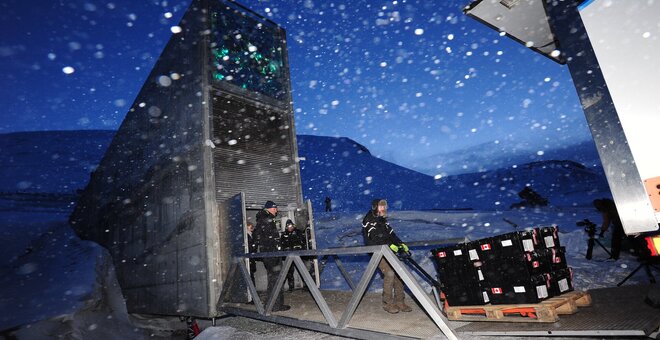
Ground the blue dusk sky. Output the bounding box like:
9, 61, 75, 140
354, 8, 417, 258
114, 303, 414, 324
0, 0, 592, 168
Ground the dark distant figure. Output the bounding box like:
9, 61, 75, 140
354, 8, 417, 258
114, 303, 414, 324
246, 222, 258, 286
280, 219, 305, 291
324, 196, 332, 212
593, 198, 624, 260
362, 199, 412, 314
254, 200, 290, 312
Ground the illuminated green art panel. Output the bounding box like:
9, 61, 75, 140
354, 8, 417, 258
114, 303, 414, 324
211, 5, 287, 101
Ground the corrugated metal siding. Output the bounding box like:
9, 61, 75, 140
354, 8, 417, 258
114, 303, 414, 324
212, 95, 299, 207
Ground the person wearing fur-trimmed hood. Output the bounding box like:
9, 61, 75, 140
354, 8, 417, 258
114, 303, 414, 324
362, 199, 412, 314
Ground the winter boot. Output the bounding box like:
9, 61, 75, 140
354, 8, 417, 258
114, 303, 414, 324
396, 301, 412, 312
383, 302, 399, 314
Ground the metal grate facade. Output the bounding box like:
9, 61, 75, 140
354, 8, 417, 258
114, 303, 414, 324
211, 94, 300, 207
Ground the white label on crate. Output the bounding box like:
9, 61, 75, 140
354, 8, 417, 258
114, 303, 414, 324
536, 285, 549, 299
514, 286, 526, 293
544, 235, 555, 248
522, 239, 535, 252
453, 249, 463, 256
483, 291, 490, 303
559, 278, 569, 292
501, 239, 513, 247
468, 249, 479, 260
477, 269, 484, 281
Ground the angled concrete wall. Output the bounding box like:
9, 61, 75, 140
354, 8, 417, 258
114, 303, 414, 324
71, 0, 214, 316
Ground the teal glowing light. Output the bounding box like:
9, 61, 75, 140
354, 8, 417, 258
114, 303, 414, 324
210, 6, 286, 100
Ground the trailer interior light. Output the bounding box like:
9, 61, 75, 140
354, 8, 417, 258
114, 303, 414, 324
646, 234, 660, 257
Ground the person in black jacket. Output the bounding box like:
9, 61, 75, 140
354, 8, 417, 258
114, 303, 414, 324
246, 222, 258, 286
254, 200, 290, 312
281, 219, 305, 291
593, 198, 624, 260
362, 199, 412, 314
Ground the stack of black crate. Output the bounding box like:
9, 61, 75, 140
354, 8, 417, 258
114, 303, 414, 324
431, 226, 573, 306
537, 226, 574, 297
431, 243, 489, 306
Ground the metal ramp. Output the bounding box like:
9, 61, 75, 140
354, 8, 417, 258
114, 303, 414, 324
218, 245, 458, 339
455, 284, 660, 338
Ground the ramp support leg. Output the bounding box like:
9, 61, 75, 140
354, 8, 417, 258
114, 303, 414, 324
382, 245, 459, 340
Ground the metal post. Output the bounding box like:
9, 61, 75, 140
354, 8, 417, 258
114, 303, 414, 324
337, 250, 383, 329
293, 256, 338, 328
265, 256, 292, 315
237, 258, 264, 314
382, 246, 459, 340
334, 255, 356, 291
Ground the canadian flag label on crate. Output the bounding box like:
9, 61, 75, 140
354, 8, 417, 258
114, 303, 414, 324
491, 287, 503, 294
552, 248, 561, 263
559, 278, 569, 292
501, 239, 513, 247
544, 235, 555, 248
480, 244, 491, 251
532, 260, 540, 268
536, 285, 549, 299
437, 251, 446, 258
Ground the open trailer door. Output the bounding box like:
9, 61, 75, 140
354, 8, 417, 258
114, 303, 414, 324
304, 199, 321, 287
217, 192, 250, 303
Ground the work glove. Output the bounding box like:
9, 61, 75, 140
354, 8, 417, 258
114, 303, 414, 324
397, 243, 411, 258
389, 244, 399, 252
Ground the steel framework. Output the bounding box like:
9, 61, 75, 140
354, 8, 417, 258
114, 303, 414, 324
217, 244, 459, 340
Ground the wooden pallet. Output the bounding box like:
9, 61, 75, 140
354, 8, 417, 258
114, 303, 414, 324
444, 290, 592, 323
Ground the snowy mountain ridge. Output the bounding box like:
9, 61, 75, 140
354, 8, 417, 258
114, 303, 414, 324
401, 138, 603, 176
0, 130, 116, 194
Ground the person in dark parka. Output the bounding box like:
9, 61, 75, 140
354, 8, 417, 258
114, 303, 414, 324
280, 219, 305, 291
362, 199, 412, 314
254, 200, 290, 312
246, 222, 258, 286
593, 198, 624, 260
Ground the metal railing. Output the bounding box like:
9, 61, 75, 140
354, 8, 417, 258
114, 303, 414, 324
217, 244, 459, 340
